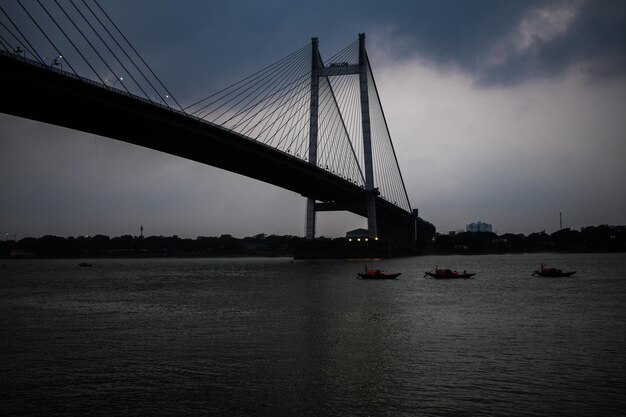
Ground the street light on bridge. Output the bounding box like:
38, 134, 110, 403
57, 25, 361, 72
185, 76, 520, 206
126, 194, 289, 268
52, 55, 63, 70
44, 55, 63, 70
106, 76, 123, 88
152, 94, 170, 105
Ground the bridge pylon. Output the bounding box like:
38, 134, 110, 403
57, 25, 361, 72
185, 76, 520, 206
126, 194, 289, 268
305, 33, 378, 240
306, 37, 321, 240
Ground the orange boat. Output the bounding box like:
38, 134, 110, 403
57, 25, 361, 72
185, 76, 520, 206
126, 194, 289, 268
357, 268, 401, 280
532, 267, 576, 277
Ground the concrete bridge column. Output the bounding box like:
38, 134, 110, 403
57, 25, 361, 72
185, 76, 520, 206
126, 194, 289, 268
306, 37, 320, 240
359, 33, 377, 238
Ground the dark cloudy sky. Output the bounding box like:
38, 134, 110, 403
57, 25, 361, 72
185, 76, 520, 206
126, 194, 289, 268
1, 0, 625, 238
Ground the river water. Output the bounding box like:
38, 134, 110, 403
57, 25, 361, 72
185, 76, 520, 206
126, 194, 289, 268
1, 253, 625, 416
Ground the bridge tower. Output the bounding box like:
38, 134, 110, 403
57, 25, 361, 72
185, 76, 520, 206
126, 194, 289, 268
306, 37, 321, 240
306, 33, 378, 240
358, 33, 378, 239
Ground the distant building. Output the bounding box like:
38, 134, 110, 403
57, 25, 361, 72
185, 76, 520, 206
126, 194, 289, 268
346, 228, 369, 240
466, 221, 493, 233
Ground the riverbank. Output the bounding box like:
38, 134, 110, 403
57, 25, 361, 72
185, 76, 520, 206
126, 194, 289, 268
1, 225, 624, 259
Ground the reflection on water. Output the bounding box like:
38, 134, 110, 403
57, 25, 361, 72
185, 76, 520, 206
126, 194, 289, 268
1, 253, 625, 416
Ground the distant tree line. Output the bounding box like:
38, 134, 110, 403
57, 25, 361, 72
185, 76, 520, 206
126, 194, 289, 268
0, 233, 302, 259
1, 225, 624, 259
430, 225, 626, 253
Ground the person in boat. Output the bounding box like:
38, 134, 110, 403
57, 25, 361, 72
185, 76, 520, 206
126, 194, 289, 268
364, 265, 382, 277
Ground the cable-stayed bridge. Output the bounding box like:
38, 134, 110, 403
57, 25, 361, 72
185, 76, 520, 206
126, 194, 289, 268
0, 1, 434, 252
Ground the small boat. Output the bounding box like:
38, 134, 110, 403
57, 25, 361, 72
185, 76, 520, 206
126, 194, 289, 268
532, 267, 576, 277
78, 262, 93, 267
424, 268, 475, 279
357, 268, 401, 280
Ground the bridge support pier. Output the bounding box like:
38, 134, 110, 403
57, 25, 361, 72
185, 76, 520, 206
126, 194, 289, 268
305, 198, 316, 240
359, 33, 378, 239
306, 37, 321, 240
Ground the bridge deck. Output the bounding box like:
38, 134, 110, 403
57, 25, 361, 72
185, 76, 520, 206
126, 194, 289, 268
0, 53, 415, 226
